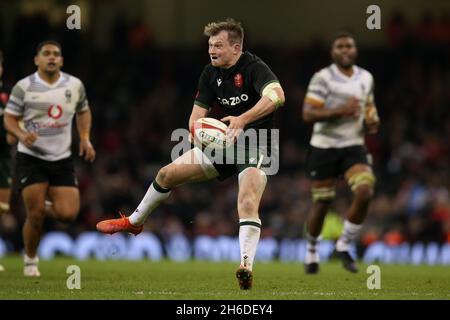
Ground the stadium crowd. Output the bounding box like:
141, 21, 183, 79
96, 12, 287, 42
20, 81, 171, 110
0, 11, 449, 254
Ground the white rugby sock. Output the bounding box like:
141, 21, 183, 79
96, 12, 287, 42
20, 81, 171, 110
24, 254, 39, 266
305, 233, 320, 264
129, 181, 171, 226
24, 254, 40, 277
239, 218, 261, 271
336, 220, 362, 252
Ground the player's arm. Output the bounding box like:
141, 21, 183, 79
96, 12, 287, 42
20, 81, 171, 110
3, 83, 37, 147
188, 105, 209, 143
3, 113, 36, 148
75, 83, 95, 162
364, 79, 380, 134
227, 83, 285, 126
222, 61, 285, 132
364, 104, 379, 134
190, 67, 215, 141
76, 108, 95, 162
189, 105, 209, 132
302, 97, 360, 123
222, 83, 284, 140
302, 72, 359, 123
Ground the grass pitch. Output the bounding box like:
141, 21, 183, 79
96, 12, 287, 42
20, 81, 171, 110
0, 256, 449, 299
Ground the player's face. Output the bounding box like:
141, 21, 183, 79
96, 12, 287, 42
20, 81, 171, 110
331, 37, 357, 69
0, 62, 3, 79
34, 44, 63, 74
208, 31, 241, 68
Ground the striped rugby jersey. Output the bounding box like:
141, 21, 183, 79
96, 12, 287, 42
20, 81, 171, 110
304, 64, 376, 149
5, 72, 89, 161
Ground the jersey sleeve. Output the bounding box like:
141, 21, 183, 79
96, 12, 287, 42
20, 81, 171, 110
5, 83, 26, 116
304, 72, 329, 108
193, 67, 215, 110
76, 82, 89, 112
251, 61, 279, 95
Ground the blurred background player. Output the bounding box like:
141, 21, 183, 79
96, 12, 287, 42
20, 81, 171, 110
3, 40, 96, 277
0, 49, 12, 272
302, 32, 380, 274
0, 50, 16, 214
0, 49, 19, 271
97, 18, 285, 289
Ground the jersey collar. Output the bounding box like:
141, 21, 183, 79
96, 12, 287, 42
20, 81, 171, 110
34, 71, 64, 88
331, 63, 358, 80
218, 51, 248, 78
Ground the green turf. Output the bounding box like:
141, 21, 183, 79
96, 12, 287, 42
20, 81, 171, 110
0, 256, 449, 299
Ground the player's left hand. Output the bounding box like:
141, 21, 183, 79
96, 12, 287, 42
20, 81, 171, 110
365, 120, 379, 134
221, 115, 246, 143
79, 139, 96, 162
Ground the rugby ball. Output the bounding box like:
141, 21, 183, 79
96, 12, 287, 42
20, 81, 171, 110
191, 117, 230, 149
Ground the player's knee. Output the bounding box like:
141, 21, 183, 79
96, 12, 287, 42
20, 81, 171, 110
348, 171, 375, 201
238, 196, 258, 217
27, 213, 45, 225
156, 166, 176, 188
26, 203, 46, 221
243, 167, 262, 177
51, 199, 79, 222
239, 167, 266, 183
54, 207, 79, 223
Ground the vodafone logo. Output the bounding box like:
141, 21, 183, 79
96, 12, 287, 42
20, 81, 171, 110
234, 73, 243, 88
48, 104, 63, 119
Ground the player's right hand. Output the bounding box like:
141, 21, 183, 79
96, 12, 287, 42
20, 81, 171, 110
19, 132, 38, 148
338, 97, 360, 118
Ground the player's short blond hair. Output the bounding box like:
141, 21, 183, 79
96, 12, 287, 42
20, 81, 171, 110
204, 18, 244, 46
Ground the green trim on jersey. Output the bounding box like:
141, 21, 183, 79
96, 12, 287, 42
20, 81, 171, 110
194, 101, 211, 110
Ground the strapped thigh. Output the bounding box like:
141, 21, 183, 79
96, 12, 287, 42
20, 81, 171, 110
311, 186, 336, 203
347, 171, 376, 192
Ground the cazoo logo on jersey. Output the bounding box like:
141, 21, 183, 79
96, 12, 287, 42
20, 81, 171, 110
218, 94, 248, 106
